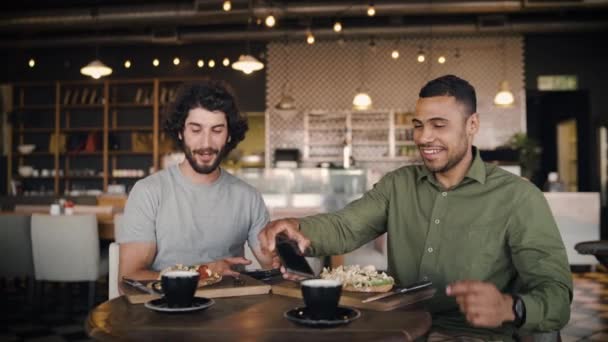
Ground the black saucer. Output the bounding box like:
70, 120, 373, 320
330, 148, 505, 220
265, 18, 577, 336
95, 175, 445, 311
144, 297, 214, 313
284, 306, 361, 327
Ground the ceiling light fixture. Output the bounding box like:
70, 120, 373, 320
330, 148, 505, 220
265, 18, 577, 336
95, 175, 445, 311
222, 0, 231, 12
391, 38, 400, 59
124, 60, 131, 68
173, 57, 180, 65
80, 59, 112, 79
333, 20, 342, 33
265, 14, 276, 27
152, 58, 160, 67
306, 29, 315, 44
222, 57, 230, 66
367, 2, 376, 16
275, 38, 297, 115
353, 42, 372, 111
417, 47, 426, 63
232, 55, 263, 74
28, 58, 35, 68
494, 37, 515, 107
208, 59, 216, 68
197, 59, 204, 68
233, 7, 265, 75
438, 55, 446, 64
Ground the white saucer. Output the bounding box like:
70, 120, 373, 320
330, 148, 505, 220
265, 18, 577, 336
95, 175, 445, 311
144, 297, 215, 313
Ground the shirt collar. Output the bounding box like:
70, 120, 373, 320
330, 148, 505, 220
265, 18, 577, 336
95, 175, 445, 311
416, 146, 486, 185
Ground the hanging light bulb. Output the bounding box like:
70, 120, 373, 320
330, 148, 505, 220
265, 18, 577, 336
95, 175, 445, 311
152, 58, 160, 67
306, 30, 315, 44
80, 59, 113, 79
391, 50, 399, 59
173, 57, 180, 66
367, 3, 376, 16
353, 89, 372, 110
494, 81, 515, 107
124, 60, 131, 68
208, 59, 216, 68
438, 55, 446, 64
197, 59, 204, 68
232, 54, 264, 74
265, 14, 276, 27
222, 0, 231, 11
333, 20, 342, 33
222, 57, 230, 67
417, 47, 426, 63
28, 58, 35, 68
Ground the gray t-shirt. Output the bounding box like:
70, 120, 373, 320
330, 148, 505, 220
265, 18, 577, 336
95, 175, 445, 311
117, 165, 269, 271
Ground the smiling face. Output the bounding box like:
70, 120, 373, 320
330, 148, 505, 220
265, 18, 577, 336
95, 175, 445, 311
413, 95, 479, 175
179, 107, 229, 175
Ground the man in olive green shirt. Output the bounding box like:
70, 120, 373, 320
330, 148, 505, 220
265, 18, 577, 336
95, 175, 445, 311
259, 75, 572, 340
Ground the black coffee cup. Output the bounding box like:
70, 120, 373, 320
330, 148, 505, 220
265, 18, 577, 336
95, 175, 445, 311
161, 270, 199, 308
301, 279, 342, 320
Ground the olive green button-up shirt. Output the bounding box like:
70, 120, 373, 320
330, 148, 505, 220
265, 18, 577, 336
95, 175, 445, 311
300, 148, 572, 340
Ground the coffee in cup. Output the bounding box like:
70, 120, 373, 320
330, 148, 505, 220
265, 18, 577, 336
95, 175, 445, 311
300, 279, 342, 320
161, 270, 199, 308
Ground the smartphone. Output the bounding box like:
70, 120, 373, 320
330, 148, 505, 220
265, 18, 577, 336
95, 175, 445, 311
275, 234, 315, 278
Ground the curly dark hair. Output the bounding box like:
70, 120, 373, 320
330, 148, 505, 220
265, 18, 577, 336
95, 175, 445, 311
163, 80, 248, 153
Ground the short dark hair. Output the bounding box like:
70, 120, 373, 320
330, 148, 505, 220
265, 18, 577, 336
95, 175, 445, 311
164, 80, 248, 153
419, 75, 477, 115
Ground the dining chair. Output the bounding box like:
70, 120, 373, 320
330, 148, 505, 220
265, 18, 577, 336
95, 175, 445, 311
108, 213, 123, 300
30, 213, 109, 309
0, 213, 36, 305
108, 242, 120, 300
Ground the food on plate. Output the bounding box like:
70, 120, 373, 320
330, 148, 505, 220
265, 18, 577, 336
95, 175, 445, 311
159, 264, 222, 287
320, 265, 394, 293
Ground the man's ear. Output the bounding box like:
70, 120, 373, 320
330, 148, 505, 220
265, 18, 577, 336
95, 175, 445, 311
467, 113, 480, 136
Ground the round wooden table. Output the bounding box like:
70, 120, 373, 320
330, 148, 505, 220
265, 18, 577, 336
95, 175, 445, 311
87, 294, 432, 341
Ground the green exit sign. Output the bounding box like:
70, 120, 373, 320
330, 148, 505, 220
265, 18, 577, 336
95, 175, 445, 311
537, 75, 578, 91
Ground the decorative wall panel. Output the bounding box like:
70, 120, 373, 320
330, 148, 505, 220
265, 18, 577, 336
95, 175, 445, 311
266, 36, 524, 171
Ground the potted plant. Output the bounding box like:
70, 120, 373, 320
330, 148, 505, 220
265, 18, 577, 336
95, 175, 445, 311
506, 133, 542, 180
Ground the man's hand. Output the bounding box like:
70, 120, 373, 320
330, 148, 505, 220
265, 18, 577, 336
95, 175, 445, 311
258, 218, 312, 280
206, 257, 252, 277
446, 280, 515, 328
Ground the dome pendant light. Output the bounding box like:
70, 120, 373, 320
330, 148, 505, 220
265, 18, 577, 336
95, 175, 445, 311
494, 37, 515, 107
232, 54, 264, 74
494, 81, 515, 107
353, 41, 372, 111
80, 59, 112, 79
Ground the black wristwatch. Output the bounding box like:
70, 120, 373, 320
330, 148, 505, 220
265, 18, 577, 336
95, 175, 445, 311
512, 295, 526, 328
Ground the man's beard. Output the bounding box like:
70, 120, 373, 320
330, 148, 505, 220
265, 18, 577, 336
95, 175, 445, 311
420, 137, 469, 174
183, 145, 228, 175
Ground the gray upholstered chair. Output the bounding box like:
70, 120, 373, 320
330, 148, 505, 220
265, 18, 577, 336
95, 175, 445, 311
30, 214, 109, 308
0, 213, 36, 305
0, 214, 34, 279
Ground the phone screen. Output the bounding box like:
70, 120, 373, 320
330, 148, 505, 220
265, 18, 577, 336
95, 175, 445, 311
275, 235, 315, 277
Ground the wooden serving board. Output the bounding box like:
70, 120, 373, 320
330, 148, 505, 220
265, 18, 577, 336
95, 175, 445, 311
271, 281, 436, 311
121, 274, 271, 304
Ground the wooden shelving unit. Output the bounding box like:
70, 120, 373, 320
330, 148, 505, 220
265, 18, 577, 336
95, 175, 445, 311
7, 77, 187, 195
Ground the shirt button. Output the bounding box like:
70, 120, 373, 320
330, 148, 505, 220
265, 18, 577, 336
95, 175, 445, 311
442, 192, 447, 197
427, 247, 434, 253
434, 219, 440, 224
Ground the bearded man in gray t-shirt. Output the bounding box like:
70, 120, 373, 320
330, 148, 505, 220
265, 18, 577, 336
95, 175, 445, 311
117, 80, 273, 282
